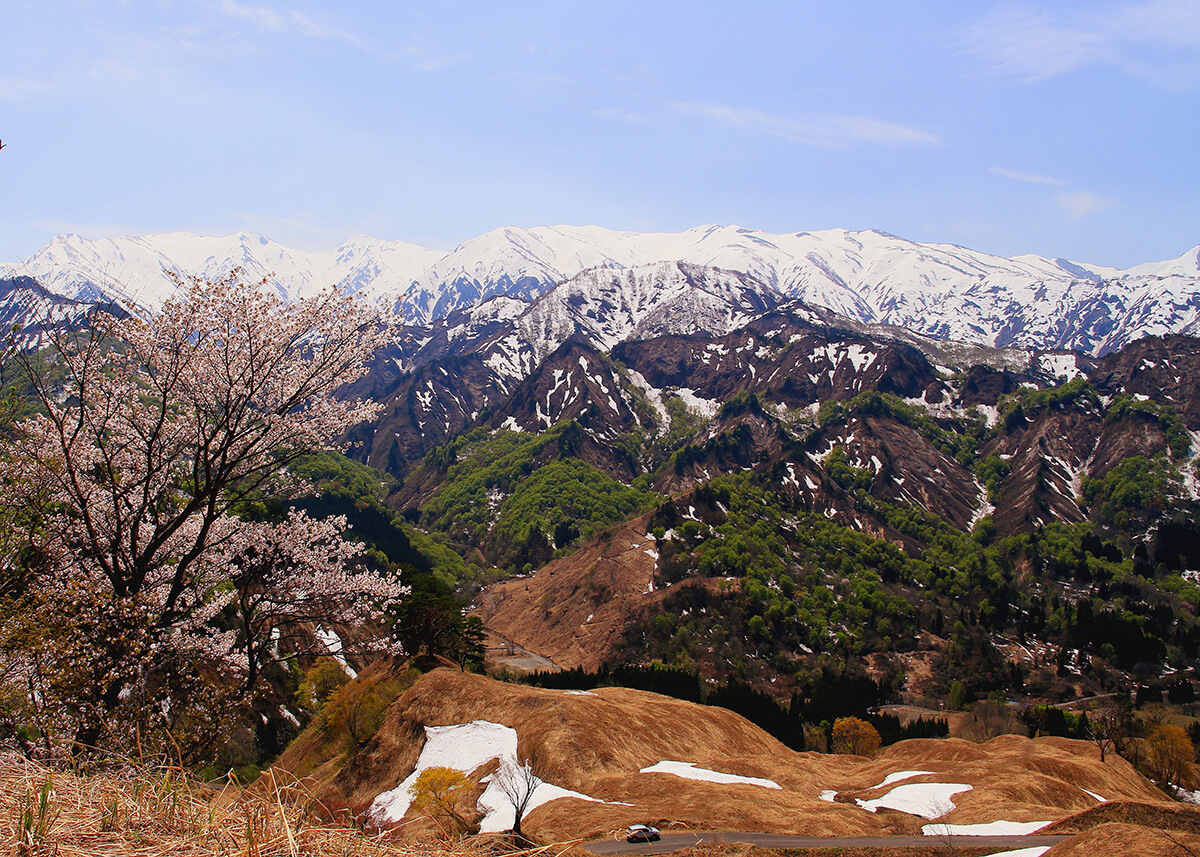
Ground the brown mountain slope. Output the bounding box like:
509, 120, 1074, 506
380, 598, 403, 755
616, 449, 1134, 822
478, 513, 661, 671
806, 412, 985, 531
983, 400, 1103, 533
1092, 334, 1200, 430
276, 668, 1169, 844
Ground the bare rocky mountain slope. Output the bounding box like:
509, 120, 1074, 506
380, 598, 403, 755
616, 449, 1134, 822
10, 239, 1200, 707
372, 295, 1200, 698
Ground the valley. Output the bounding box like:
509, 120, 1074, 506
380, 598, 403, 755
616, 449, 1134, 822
347, 287, 1200, 711
4, 229, 1200, 854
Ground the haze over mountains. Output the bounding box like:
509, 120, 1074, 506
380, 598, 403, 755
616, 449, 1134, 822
7, 224, 1200, 356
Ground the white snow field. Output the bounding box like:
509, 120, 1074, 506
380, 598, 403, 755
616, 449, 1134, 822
18, 225, 1200, 354
922, 820, 1052, 836
977, 848, 1050, 857
367, 720, 606, 832
866, 770, 934, 790
313, 627, 357, 679
818, 770, 934, 803
639, 761, 782, 789
855, 782, 973, 818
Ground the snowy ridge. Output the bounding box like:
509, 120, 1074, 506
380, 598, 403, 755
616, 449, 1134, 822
516, 261, 777, 364
0, 275, 99, 347
12, 231, 442, 314
7, 225, 1200, 355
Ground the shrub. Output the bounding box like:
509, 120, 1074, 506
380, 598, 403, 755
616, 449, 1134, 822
408, 766, 476, 837
831, 716, 882, 756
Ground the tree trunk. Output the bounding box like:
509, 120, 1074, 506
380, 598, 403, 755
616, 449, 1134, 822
73, 676, 126, 756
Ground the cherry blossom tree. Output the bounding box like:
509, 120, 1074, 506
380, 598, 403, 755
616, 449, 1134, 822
0, 269, 406, 754
224, 509, 406, 695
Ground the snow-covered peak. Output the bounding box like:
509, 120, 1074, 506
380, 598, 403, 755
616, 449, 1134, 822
1120, 244, 1200, 279
517, 261, 779, 362
10, 230, 445, 312
7, 226, 1200, 356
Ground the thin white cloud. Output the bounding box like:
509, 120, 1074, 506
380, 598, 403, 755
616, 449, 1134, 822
963, 7, 1105, 81
1113, 0, 1200, 47
824, 116, 942, 146
672, 103, 940, 148
1056, 191, 1115, 219
989, 166, 1068, 186
383, 45, 469, 73
964, 1, 1200, 89
217, 1, 365, 48
989, 167, 1113, 219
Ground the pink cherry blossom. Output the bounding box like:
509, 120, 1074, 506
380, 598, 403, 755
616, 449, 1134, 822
0, 269, 405, 752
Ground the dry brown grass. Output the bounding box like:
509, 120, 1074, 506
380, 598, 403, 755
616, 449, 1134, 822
477, 514, 663, 672
1042, 799, 1200, 835
740, 850, 996, 857
277, 668, 1174, 845
1044, 822, 1200, 856
0, 752, 589, 857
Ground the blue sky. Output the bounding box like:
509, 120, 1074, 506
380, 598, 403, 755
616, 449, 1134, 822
2, 1, 1198, 268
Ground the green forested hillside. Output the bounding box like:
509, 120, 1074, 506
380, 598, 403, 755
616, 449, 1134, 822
411, 422, 658, 573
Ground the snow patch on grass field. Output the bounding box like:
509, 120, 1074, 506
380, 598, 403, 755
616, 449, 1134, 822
867, 770, 934, 790
855, 782, 972, 818
367, 720, 608, 832
640, 761, 781, 789
921, 819, 1051, 836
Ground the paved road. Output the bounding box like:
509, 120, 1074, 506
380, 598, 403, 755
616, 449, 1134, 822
585, 831, 1071, 854
474, 588, 563, 673
480, 625, 561, 673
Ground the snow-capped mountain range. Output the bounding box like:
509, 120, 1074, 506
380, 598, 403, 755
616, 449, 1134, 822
6, 225, 1200, 356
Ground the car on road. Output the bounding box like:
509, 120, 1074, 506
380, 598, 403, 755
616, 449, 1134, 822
626, 825, 661, 843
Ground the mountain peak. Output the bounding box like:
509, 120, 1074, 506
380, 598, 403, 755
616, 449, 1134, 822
7, 226, 1200, 356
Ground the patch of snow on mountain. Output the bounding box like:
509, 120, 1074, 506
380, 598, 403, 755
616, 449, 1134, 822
625, 370, 669, 431
314, 627, 356, 679
674, 388, 720, 420
866, 771, 934, 789
855, 782, 972, 818
1037, 352, 1085, 381
921, 820, 1051, 836
366, 721, 609, 831
640, 761, 781, 789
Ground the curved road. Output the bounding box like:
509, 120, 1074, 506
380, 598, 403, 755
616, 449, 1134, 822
585, 831, 1070, 854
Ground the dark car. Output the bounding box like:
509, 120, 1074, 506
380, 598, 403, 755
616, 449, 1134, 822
626, 825, 661, 843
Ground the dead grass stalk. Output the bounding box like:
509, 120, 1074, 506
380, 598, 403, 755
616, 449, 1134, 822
0, 753, 583, 857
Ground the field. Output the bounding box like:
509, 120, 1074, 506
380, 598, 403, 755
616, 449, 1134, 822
278, 668, 1184, 845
